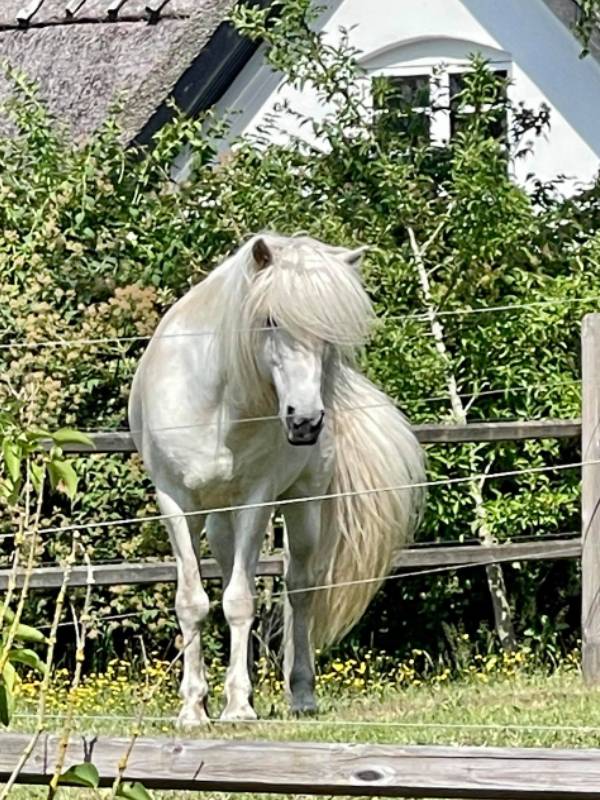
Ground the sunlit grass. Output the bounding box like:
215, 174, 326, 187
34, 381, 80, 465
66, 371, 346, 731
5, 645, 600, 798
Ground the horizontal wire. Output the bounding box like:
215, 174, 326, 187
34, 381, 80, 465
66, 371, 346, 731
0, 329, 267, 351
0, 458, 590, 543
409, 529, 579, 549
0, 294, 597, 351
0, 324, 433, 351
404, 294, 600, 320
36, 545, 576, 630
11, 712, 599, 734
271, 544, 579, 600
83, 378, 581, 438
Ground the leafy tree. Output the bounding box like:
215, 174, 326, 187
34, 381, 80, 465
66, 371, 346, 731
576, 0, 600, 54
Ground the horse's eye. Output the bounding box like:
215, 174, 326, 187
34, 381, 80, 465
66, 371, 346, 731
266, 315, 278, 329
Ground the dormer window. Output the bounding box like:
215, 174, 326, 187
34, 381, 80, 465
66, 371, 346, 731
373, 73, 432, 143
373, 66, 509, 146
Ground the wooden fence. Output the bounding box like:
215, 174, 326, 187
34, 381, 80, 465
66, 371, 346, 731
0, 537, 581, 590
3, 733, 600, 798
58, 418, 583, 453
3, 316, 600, 798
2, 321, 594, 677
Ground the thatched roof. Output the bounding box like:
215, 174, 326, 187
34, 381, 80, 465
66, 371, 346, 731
0, 0, 245, 142
0, 0, 594, 145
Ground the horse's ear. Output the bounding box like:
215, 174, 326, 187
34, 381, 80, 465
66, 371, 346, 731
344, 245, 369, 271
252, 238, 272, 270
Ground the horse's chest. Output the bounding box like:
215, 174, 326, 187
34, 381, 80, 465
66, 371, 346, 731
226, 424, 330, 496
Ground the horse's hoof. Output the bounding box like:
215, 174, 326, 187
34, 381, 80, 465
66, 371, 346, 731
220, 704, 258, 722
177, 704, 211, 729
291, 699, 318, 717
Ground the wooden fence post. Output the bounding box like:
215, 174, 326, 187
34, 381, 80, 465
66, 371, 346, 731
582, 313, 600, 685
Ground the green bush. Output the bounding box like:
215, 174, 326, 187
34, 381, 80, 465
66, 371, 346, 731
1, 1, 599, 666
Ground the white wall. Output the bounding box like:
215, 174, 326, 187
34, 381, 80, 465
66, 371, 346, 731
212, 0, 600, 194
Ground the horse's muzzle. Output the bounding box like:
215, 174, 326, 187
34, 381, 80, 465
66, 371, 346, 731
286, 408, 325, 446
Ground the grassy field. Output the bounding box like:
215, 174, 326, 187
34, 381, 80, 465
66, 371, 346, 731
5, 648, 600, 798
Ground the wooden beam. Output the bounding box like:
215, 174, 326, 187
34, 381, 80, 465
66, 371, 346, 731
396, 538, 580, 569
414, 419, 581, 444
0, 539, 580, 591
582, 314, 600, 685
16, 0, 43, 25
3, 733, 600, 797
55, 419, 581, 455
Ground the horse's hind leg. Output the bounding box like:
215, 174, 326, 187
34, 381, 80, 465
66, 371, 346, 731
207, 506, 270, 721
282, 501, 321, 715
157, 488, 210, 727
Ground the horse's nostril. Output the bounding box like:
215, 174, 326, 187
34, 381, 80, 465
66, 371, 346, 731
310, 411, 325, 431
286, 405, 295, 421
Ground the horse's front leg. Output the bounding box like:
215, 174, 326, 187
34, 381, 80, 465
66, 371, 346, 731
282, 501, 321, 715
157, 489, 210, 727
208, 506, 270, 720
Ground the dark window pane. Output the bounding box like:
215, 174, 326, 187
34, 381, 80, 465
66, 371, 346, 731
449, 71, 466, 99
450, 69, 507, 104
449, 69, 508, 142
385, 75, 431, 110
450, 107, 507, 140
372, 75, 431, 144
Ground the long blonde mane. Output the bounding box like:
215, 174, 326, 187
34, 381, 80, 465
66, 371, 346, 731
202, 233, 425, 650
210, 234, 374, 408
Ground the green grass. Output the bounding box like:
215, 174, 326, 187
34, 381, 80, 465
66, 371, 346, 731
5, 669, 600, 798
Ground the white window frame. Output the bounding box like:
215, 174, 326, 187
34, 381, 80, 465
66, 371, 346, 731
372, 59, 513, 146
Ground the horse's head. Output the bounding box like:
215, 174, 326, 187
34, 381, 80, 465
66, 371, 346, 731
261, 314, 327, 446
248, 236, 369, 446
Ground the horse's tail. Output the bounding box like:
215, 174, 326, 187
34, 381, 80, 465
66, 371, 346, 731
309, 365, 426, 649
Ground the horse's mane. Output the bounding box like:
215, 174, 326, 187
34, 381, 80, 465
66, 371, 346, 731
208, 234, 374, 409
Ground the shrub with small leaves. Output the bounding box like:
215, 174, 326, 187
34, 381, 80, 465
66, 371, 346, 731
0, 2, 598, 664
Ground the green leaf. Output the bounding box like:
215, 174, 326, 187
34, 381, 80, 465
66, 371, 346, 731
47, 459, 78, 500
1, 605, 45, 643
0, 672, 15, 726
0, 606, 15, 626
59, 763, 100, 788
30, 462, 45, 495
50, 429, 94, 448
3, 661, 17, 693
8, 647, 47, 674
2, 440, 21, 483
13, 622, 46, 645
26, 428, 52, 442
116, 781, 153, 800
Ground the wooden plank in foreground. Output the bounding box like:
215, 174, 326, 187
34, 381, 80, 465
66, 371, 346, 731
0, 539, 581, 590
3, 733, 600, 797
56, 419, 582, 454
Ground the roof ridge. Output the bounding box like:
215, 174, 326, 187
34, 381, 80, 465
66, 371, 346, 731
1, 16, 190, 33
13, 0, 177, 27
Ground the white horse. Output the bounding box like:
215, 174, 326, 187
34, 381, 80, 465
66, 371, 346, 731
128, 233, 425, 724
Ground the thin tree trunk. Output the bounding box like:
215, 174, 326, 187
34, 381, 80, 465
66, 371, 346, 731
408, 226, 516, 651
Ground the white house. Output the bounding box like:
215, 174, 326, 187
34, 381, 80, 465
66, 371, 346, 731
213, 0, 600, 195
4, 0, 600, 195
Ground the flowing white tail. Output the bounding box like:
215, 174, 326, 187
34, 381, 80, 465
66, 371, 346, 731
305, 366, 426, 649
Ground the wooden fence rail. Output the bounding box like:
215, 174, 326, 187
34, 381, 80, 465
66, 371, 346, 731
3, 733, 600, 798
1, 324, 598, 799
0, 537, 581, 591
14, 317, 598, 693
61, 419, 582, 454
